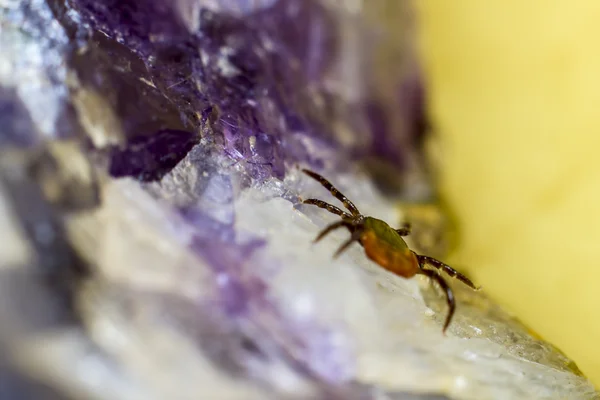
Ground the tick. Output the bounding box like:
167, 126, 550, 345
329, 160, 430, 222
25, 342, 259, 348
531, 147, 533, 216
301, 169, 479, 333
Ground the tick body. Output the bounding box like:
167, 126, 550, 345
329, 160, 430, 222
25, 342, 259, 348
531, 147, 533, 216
360, 217, 419, 278
301, 169, 479, 333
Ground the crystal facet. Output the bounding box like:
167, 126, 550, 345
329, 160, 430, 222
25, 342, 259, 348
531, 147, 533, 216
0, 1, 596, 399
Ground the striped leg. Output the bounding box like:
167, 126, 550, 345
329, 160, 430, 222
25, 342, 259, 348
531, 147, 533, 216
303, 199, 352, 219
302, 169, 360, 216
418, 268, 455, 333
416, 254, 480, 290
313, 220, 353, 243
333, 231, 361, 258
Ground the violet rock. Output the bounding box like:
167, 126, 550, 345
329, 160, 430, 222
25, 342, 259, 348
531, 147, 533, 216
0, 1, 597, 400
67, 0, 343, 180
108, 129, 199, 181
0, 86, 40, 148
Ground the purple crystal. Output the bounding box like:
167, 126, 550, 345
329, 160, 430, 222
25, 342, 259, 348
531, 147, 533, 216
64, 0, 190, 57
182, 207, 355, 385
192, 234, 268, 316
191, 1, 280, 17
398, 70, 429, 147
365, 100, 401, 167
364, 71, 429, 172
1, 1, 595, 399
67, 0, 340, 180
108, 129, 198, 181
0, 87, 40, 148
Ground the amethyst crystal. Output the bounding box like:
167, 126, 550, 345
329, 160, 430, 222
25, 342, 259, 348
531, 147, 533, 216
108, 129, 198, 181
185, 207, 355, 385
0, 1, 597, 400
66, 0, 347, 180
0, 86, 40, 148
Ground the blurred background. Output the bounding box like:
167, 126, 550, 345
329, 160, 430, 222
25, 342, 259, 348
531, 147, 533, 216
2, 0, 600, 398
416, 0, 600, 387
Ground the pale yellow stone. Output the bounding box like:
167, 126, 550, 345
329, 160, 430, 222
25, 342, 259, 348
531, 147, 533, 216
416, 0, 600, 387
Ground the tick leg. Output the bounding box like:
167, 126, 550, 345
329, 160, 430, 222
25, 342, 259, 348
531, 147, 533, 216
313, 220, 353, 243
419, 268, 455, 334
395, 222, 412, 236
333, 232, 360, 259
302, 169, 361, 216
417, 254, 480, 290
303, 199, 352, 219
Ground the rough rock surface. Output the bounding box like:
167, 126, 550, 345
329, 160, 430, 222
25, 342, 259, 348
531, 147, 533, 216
0, 1, 597, 399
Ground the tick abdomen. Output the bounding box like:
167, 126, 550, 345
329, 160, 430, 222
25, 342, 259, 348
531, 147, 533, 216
360, 217, 419, 278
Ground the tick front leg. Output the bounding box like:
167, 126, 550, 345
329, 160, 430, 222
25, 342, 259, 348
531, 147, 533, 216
303, 199, 353, 219
419, 268, 455, 333
416, 254, 480, 290
302, 169, 361, 216
333, 232, 360, 258
313, 220, 353, 243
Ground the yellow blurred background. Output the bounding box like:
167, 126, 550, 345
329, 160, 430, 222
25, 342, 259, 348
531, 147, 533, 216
416, 1, 600, 387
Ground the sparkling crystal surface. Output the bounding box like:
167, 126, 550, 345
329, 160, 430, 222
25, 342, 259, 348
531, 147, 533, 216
0, 1, 597, 400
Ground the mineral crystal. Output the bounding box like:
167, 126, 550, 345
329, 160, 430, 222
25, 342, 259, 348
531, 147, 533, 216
0, 1, 597, 399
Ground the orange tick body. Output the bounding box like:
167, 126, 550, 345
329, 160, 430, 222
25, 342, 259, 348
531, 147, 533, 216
300, 169, 479, 333
360, 218, 419, 278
